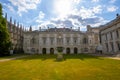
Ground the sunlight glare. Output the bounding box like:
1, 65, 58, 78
53, 0, 73, 18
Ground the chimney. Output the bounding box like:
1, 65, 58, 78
10, 17, 12, 23
29, 26, 32, 31
5, 13, 7, 20
87, 25, 91, 32
64, 26, 65, 31
71, 27, 72, 31
10, 17, 12, 32
48, 26, 49, 31
39, 27, 41, 31
17, 22, 19, 33
14, 20, 16, 33
78, 27, 80, 31
55, 27, 57, 32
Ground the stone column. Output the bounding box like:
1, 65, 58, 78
54, 48, 57, 54
27, 39, 30, 54
113, 31, 117, 52
39, 47, 42, 54
70, 34, 73, 45
63, 34, 66, 46
46, 48, 50, 54
47, 34, 50, 46
39, 34, 42, 54
63, 47, 66, 54
78, 35, 80, 46
54, 34, 57, 46
78, 48, 81, 54
71, 48, 74, 54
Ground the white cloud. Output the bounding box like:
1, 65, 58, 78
92, 5, 102, 14
72, 0, 81, 4
107, 5, 118, 12
79, 7, 94, 19
7, 5, 15, 12
109, 0, 116, 3
39, 21, 57, 29
36, 11, 45, 23
53, 0, 82, 18
89, 17, 108, 27
78, 5, 102, 19
36, 3, 105, 30
31, 25, 40, 30
92, 0, 99, 2
9, 0, 41, 16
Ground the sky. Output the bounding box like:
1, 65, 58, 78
0, 0, 120, 31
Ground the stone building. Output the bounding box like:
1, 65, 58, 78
5, 13, 24, 53
23, 25, 100, 54
100, 14, 120, 54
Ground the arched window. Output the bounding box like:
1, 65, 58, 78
83, 37, 88, 44
50, 37, 54, 45
66, 37, 70, 45
42, 37, 46, 45
31, 37, 35, 44
74, 37, 77, 44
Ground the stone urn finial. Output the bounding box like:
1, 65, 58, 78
56, 47, 64, 61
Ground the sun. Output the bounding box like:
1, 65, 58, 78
53, 0, 73, 18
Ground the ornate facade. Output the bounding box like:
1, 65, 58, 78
100, 14, 120, 54
6, 13, 24, 53
23, 25, 100, 54
5, 13, 120, 54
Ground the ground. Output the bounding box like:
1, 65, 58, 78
0, 54, 120, 80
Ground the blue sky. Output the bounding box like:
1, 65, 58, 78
0, 0, 120, 31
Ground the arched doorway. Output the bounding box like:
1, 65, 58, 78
50, 48, 54, 54
66, 47, 70, 54
74, 47, 78, 54
42, 48, 46, 54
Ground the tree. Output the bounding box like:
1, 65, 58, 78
0, 4, 11, 56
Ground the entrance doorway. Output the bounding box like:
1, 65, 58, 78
74, 47, 78, 54
50, 48, 54, 54
66, 47, 70, 54
42, 48, 46, 54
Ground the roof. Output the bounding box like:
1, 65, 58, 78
100, 15, 120, 31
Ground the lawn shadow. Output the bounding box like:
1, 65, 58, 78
16, 54, 102, 62
63, 54, 102, 61
17, 54, 56, 61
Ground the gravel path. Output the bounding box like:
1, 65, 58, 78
0, 56, 28, 62
87, 53, 120, 60
107, 57, 120, 60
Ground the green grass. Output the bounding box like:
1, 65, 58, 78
0, 54, 120, 80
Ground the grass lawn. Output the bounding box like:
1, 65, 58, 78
0, 54, 120, 80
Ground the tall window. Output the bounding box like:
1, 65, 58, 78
31, 37, 35, 44
83, 37, 88, 44
116, 30, 119, 38
117, 42, 120, 51
73, 37, 77, 44
50, 37, 54, 45
90, 40, 91, 44
43, 37, 46, 45
106, 43, 108, 52
66, 37, 70, 45
110, 42, 114, 52
110, 32, 113, 40
106, 34, 107, 40
57, 38, 63, 45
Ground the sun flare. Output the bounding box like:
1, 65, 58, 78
53, 0, 73, 18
